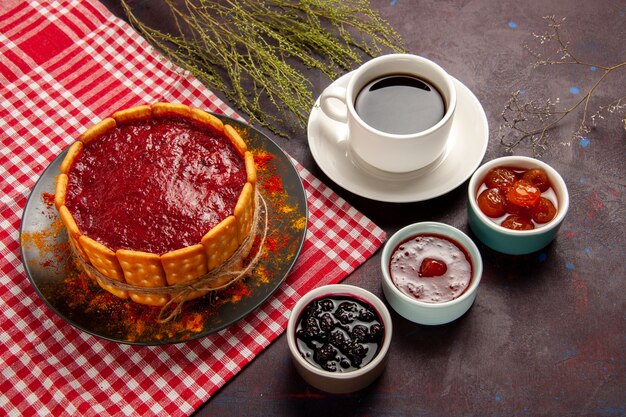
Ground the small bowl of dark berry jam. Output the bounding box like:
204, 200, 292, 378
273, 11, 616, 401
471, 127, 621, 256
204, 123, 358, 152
467, 156, 569, 255
287, 284, 392, 394
381, 222, 483, 325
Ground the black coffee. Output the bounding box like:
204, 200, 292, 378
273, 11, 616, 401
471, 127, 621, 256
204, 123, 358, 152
354, 74, 446, 135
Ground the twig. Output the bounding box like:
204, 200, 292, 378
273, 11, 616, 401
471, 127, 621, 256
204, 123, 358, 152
500, 16, 626, 156
121, 0, 405, 138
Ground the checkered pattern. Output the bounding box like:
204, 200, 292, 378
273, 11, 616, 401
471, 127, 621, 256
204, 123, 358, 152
0, 1, 386, 416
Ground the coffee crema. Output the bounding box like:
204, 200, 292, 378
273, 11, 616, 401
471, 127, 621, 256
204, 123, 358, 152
354, 74, 446, 135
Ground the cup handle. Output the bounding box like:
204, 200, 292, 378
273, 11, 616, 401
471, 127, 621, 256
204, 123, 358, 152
319, 85, 349, 143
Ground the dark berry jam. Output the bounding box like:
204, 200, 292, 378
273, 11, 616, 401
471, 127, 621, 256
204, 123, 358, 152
295, 295, 384, 373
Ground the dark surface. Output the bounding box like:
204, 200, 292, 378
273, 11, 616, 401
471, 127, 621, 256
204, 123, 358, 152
101, 1, 625, 416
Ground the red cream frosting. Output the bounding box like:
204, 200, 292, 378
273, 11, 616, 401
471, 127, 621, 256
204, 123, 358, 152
65, 117, 247, 254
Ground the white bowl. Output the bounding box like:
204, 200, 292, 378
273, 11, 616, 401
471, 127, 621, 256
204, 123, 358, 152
287, 284, 392, 393
381, 222, 483, 325
467, 156, 569, 255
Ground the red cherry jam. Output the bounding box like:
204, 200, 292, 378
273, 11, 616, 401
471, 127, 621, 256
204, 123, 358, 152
389, 234, 473, 303
295, 295, 384, 373
65, 117, 246, 254
477, 166, 558, 230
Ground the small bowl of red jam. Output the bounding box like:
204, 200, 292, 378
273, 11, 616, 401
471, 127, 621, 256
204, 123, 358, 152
467, 156, 569, 255
381, 222, 483, 325
287, 284, 392, 394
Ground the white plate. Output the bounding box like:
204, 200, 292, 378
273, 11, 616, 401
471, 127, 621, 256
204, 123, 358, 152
307, 72, 489, 203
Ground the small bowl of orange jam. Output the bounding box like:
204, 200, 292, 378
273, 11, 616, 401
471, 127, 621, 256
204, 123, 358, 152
467, 156, 569, 255
381, 222, 483, 325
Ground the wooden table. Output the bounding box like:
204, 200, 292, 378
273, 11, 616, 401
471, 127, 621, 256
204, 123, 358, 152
101, 1, 626, 415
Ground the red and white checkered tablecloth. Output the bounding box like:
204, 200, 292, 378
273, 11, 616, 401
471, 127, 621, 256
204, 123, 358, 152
0, 1, 386, 416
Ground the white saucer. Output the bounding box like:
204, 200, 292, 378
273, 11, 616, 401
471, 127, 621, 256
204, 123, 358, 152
307, 72, 489, 203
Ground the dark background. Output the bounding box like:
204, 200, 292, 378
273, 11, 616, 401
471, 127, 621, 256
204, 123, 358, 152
100, 1, 625, 416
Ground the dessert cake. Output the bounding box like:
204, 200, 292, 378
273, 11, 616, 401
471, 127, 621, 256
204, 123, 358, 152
54, 103, 257, 306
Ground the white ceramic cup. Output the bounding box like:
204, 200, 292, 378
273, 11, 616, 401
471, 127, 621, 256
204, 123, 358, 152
320, 54, 457, 173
